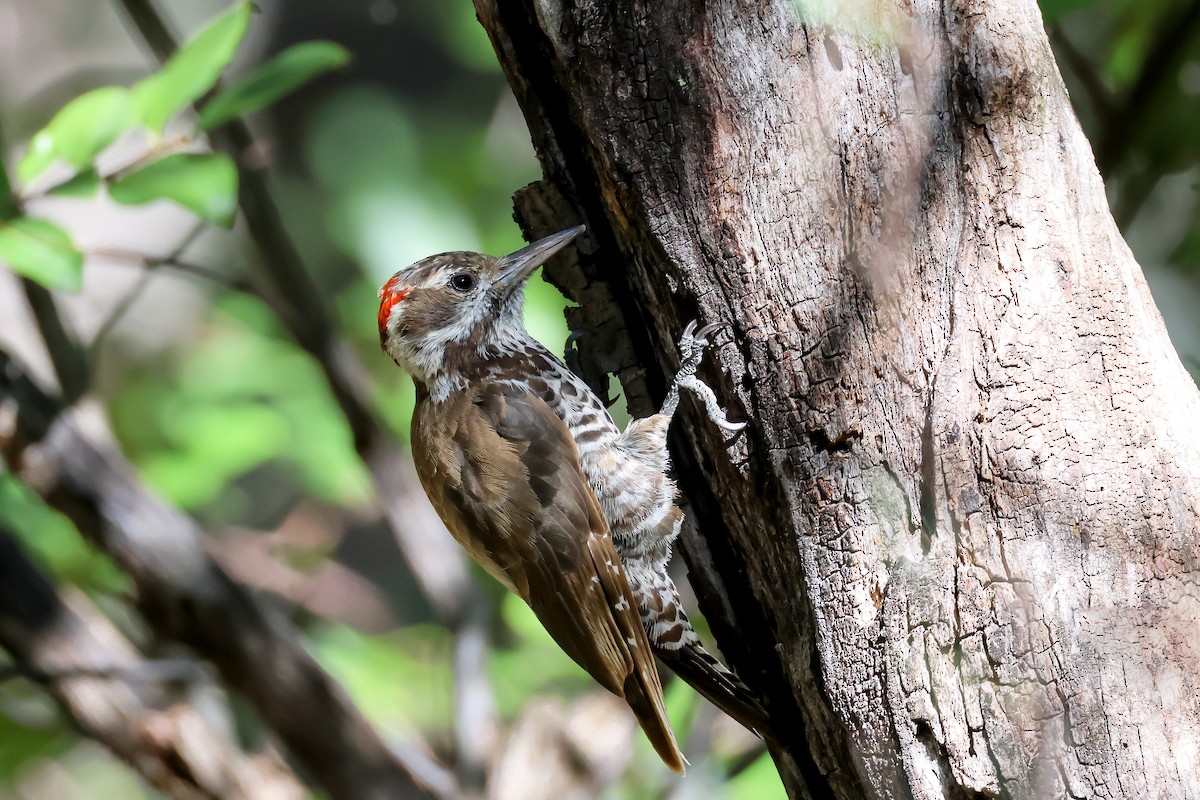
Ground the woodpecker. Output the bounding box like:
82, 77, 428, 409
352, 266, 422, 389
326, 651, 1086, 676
378, 226, 770, 770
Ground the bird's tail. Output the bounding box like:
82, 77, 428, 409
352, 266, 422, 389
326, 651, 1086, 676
622, 665, 687, 773
580, 536, 686, 772
656, 641, 774, 741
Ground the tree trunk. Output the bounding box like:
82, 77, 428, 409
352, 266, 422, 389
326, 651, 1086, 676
474, 1, 1200, 798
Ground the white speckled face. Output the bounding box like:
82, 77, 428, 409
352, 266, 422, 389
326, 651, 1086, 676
377, 252, 504, 382
377, 226, 585, 395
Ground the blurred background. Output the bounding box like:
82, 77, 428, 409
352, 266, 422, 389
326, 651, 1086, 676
0, 0, 1196, 798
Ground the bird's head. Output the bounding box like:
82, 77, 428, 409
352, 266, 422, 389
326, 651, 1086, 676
378, 225, 584, 386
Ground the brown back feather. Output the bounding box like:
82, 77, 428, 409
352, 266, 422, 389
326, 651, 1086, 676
412, 381, 684, 772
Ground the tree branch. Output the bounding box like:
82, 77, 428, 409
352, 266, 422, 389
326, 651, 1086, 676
0, 350, 453, 800
0, 526, 305, 800
19, 279, 89, 402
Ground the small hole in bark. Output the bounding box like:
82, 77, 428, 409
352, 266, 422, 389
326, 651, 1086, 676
824, 37, 843, 70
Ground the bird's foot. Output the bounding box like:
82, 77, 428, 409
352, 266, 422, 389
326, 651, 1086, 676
661, 321, 746, 432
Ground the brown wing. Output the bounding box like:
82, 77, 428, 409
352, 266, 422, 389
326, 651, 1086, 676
412, 381, 683, 772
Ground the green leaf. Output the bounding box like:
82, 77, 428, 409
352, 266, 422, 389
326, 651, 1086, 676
46, 169, 101, 198
0, 217, 83, 291
198, 41, 350, 131
17, 87, 134, 184
108, 152, 238, 227
17, 133, 55, 187
131, 2, 253, 133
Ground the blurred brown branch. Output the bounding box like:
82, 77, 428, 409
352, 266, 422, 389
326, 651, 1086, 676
19, 280, 88, 404
211, 512, 399, 632
12, 0, 483, 784
0, 525, 305, 800
0, 349, 454, 800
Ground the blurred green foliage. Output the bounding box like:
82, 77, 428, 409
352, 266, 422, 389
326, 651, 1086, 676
111, 293, 375, 513
0, 477, 128, 595
2, 0, 1198, 797
0, 216, 82, 290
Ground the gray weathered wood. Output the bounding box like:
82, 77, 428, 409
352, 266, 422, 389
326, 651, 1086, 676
475, 1, 1200, 797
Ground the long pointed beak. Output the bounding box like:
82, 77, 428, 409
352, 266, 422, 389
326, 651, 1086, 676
496, 225, 585, 293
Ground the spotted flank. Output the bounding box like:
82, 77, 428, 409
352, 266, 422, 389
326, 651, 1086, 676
384, 233, 699, 770
382, 238, 770, 746
488, 328, 773, 739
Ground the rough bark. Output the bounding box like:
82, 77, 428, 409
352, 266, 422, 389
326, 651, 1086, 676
474, 1, 1200, 798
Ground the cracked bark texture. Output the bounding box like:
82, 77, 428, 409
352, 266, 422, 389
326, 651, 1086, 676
475, 1, 1200, 798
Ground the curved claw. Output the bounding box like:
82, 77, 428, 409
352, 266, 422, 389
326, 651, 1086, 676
678, 319, 724, 369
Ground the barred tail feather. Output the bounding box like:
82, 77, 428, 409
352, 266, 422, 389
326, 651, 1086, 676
657, 643, 774, 740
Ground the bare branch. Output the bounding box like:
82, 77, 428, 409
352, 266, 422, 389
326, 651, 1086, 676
0, 350, 453, 800
19, 280, 89, 402
0, 526, 306, 800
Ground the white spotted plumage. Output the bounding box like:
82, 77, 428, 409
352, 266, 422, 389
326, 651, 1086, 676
381, 231, 770, 739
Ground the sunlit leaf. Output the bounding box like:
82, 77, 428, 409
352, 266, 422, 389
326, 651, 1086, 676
108, 152, 238, 227
131, 1, 253, 132
46, 169, 102, 199
0, 217, 83, 291
17, 87, 133, 184
17, 134, 55, 187
198, 40, 351, 130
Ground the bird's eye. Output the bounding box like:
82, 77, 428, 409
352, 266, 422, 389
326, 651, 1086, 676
449, 272, 476, 293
